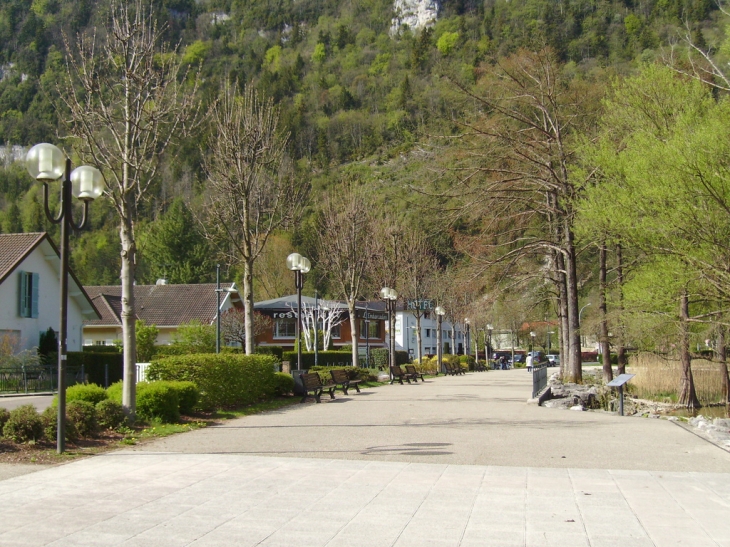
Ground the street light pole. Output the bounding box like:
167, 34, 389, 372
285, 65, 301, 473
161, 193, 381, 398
314, 290, 319, 367
435, 306, 445, 374
380, 287, 398, 374
26, 143, 104, 454
487, 324, 493, 367
464, 318, 470, 363
287, 253, 311, 371
216, 264, 221, 354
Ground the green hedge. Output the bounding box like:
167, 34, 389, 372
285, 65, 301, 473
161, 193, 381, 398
67, 352, 123, 387
81, 345, 121, 353
106, 380, 198, 421
309, 366, 379, 382
255, 346, 284, 360
395, 350, 409, 365
282, 351, 352, 369
370, 348, 388, 368
147, 353, 279, 410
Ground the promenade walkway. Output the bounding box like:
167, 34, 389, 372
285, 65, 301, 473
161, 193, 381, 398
1, 370, 729, 546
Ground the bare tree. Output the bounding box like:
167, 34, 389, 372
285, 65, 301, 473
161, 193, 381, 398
203, 82, 308, 354
316, 179, 375, 368
294, 301, 346, 351
221, 309, 272, 348
58, 0, 200, 419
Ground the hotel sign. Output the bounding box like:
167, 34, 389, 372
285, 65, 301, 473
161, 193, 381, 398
406, 299, 434, 311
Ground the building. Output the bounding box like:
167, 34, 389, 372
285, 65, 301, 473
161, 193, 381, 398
0, 232, 99, 352
392, 306, 465, 359
82, 282, 241, 346
254, 295, 388, 353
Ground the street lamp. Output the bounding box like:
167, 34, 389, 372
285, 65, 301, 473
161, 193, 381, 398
26, 143, 104, 454
435, 306, 445, 374
380, 287, 398, 373
487, 324, 493, 366
529, 331, 536, 353
287, 252, 311, 370
464, 318, 470, 362
215, 264, 236, 353
547, 331, 554, 355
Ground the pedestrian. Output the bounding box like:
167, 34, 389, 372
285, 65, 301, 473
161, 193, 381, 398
526, 353, 533, 372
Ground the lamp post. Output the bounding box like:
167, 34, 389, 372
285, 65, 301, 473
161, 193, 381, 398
487, 324, 493, 366
26, 143, 104, 454
547, 331, 554, 355
435, 306, 445, 374
464, 318, 470, 362
314, 290, 319, 367
287, 253, 311, 370
364, 302, 370, 368
579, 303, 591, 350
530, 331, 536, 353
380, 287, 398, 373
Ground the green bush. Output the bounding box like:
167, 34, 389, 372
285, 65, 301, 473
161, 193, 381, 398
81, 345, 121, 353
459, 354, 476, 370
96, 399, 126, 430
282, 351, 352, 369
66, 400, 98, 439
255, 345, 284, 360
147, 353, 279, 410
395, 350, 410, 365
0, 407, 10, 432
136, 382, 180, 423
166, 381, 199, 415
107, 381, 184, 422
370, 348, 388, 368
3, 405, 44, 443
61, 383, 108, 406
41, 406, 58, 442
273, 372, 294, 395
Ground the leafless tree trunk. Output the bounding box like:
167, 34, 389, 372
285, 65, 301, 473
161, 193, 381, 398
58, 0, 199, 420
203, 82, 307, 354
316, 179, 375, 368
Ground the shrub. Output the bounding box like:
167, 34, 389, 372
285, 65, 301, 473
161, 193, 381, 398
96, 399, 126, 430
136, 382, 180, 423
106, 380, 123, 402
147, 353, 279, 410
459, 354, 476, 370
395, 350, 410, 365
3, 405, 44, 443
166, 381, 199, 415
66, 400, 98, 438
273, 372, 294, 395
255, 345, 283, 360
62, 383, 108, 406
41, 406, 58, 442
370, 348, 388, 368
0, 407, 10, 432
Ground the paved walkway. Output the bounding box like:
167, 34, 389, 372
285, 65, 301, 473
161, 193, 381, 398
1, 370, 729, 547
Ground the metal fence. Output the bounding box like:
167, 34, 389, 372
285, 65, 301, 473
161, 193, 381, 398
532, 364, 548, 398
0, 364, 83, 394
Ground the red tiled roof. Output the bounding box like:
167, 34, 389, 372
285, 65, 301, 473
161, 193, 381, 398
83, 283, 240, 326
0, 232, 46, 284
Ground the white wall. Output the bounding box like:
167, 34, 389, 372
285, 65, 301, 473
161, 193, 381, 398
0, 244, 87, 352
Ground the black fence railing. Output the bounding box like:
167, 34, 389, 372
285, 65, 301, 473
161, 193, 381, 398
532, 363, 548, 398
0, 364, 83, 394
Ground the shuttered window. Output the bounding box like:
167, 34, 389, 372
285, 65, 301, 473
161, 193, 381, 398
18, 271, 39, 318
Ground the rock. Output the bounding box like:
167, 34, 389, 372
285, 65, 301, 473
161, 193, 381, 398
570, 405, 585, 411
390, 0, 439, 35
667, 416, 679, 422
551, 385, 568, 398
543, 398, 574, 409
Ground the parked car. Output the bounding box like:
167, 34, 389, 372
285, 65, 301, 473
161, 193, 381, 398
546, 354, 560, 367
509, 354, 525, 367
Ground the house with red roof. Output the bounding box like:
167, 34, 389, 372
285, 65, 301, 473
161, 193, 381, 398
0, 232, 99, 352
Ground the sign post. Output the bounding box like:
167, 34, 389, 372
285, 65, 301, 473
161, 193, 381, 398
606, 374, 635, 416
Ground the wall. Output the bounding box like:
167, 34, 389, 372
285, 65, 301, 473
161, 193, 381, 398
0, 243, 87, 352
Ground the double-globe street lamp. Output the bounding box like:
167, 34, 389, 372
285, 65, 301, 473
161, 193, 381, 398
464, 318, 471, 363
380, 287, 398, 374
487, 324, 493, 367
287, 253, 311, 371
26, 143, 104, 454
435, 306, 445, 374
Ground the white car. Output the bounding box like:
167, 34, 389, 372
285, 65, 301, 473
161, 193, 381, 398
546, 354, 560, 367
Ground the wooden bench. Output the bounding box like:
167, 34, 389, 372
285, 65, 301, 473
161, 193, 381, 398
390, 365, 414, 384
330, 369, 362, 395
443, 362, 465, 376
405, 365, 425, 382
300, 372, 337, 403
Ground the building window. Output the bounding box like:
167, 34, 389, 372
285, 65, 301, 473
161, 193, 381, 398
425, 328, 431, 338
274, 318, 297, 338
331, 324, 341, 339
18, 271, 39, 318
360, 320, 380, 339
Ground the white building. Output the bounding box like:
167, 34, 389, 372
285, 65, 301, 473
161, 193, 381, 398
391, 307, 465, 358
0, 232, 99, 352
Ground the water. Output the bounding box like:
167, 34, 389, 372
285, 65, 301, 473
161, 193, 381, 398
664, 405, 729, 419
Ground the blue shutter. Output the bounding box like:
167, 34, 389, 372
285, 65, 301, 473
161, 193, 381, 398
19, 271, 27, 317
31, 272, 40, 318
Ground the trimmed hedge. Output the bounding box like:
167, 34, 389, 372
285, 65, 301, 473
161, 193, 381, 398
147, 353, 279, 410
107, 381, 180, 423
309, 365, 377, 381
255, 345, 284, 360
282, 351, 352, 369
273, 372, 294, 395
81, 345, 121, 353
395, 350, 410, 365
63, 383, 108, 406
67, 351, 123, 387
370, 348, 388, 368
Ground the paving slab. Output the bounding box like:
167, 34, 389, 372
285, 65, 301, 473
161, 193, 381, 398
1, 369, 729, 546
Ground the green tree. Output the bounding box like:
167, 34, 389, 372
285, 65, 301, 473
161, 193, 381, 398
170, 320, 215, 354
3, 200, 23, 233
135, 320, 158, 362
